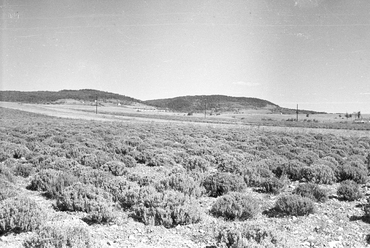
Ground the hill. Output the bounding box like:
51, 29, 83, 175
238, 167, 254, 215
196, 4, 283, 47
144, 95, 325, 114
0, 89, 142, 105
145, 95, 277, 112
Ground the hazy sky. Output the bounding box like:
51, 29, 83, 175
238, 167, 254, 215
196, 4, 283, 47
1, 0, 370, 113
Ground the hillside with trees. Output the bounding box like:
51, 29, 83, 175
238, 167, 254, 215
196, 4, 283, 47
145, 95, 325, 114
0, 89, 142, 105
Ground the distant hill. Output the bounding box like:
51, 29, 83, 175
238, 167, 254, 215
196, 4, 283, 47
145, 95, 325, 114
0, 90, 326, 114
0, 89, 142, 105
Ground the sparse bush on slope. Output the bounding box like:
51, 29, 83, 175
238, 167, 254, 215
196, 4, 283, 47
101, 160, 127, 176
203, 172, 245, 197
0, 179, 17, 201
300, 164, 336, 184
156, 172, 204, 197
210, 192, 259, 221
23, 221, 94, 248
337, 180, 362, 201
14, 163, 34, 178
275, 195, 315, 216
124, 186, 202, 227
260, 177, 286, 195
338, 165, 367, 184
243, 166, 274, 187
55, 183, 116, 224
0, 196, 46, 235
27, 169, 78, 199
216, 223, 289, 248
293, 183, 328, 202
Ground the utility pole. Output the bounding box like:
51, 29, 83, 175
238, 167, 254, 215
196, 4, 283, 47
296, 104, 298, 121
204, 98, 207, 118
95, 96, 98, 114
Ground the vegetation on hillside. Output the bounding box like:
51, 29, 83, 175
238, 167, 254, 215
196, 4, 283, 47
0, 89, 142, 104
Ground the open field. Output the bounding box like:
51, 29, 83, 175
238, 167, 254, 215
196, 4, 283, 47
1, 106, 370, 247
1, 101, 370, 133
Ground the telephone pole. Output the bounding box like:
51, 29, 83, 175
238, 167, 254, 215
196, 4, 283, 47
296, 104, 298, 121
95, 96, 98, 114
204, 98, 207, 118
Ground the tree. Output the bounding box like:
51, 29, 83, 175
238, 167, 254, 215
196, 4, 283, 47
357, 111, 361, 119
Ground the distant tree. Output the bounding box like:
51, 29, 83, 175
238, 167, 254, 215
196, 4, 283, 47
345, 113, 349, 119
357, 111, 361, 119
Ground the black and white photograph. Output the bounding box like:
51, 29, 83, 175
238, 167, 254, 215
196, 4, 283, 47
1, 0, 370, 247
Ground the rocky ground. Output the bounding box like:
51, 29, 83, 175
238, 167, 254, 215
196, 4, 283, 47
2, 176, 370, 248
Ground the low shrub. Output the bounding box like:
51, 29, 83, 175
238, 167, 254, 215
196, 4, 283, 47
0, 163, 15, 183
23, 221, 94, 248
293, 183, 328, 202
84, 202, 116, 224
278, 160, 305, 181
243, 167, 274, 187
275, 195, 315, 216
121, 155, 137, 168
183, 155, 210, 172
210, 192, 259, 221
27, 169, 78, 199
337, 180, 362, 201
146, 153, 176, 167
300, 165, 336, 184
338, 165, 368, 184
76, 169, 131, 202
0, 179, 17, 201
0, 196, 46, 235
101, 161, 127, 176
216, 223, 288, 248
156, 172, 203, 197
260, 177, 285, 195
203, 172, 245, 197
363, 198, 370, 219
14, 163, 34, 178
130, 187, 202, 227
55, 183, 113, 213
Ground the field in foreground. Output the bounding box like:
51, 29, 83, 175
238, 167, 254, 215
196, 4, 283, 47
1, 107, 370, 247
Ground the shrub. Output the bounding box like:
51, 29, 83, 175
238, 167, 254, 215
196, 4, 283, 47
300, 165, 335, 184
84, 202, 116, 224
260, 177, 285, 195
338, 165, 367, 184
121, 155, 137, 168
101, 161, 127, 176
210, 192, 259, 221
363, 198, 370, 219
55, 183, 113, 213
156, 172, 203, 197
27, 169, 78, 199
278, 160, 305, 181
146, 153, 176, 167
216, 223, 288, 248
0, 163, 15, 183
243, 167, 274, 187
275, 195, 315, 216
203, 172, 245, 197
14, 163, 34, 178
293, 183, 328, 202
0, 179, 17, 201
0, 196, 46, 235
183, 155, 210, 172
337, 180, 362, 201
130, 187, 202, 227
78, 169, 134, 202
23, 221, 94, 248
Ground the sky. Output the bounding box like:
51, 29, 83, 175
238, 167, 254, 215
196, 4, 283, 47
1, 0, 370, 113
